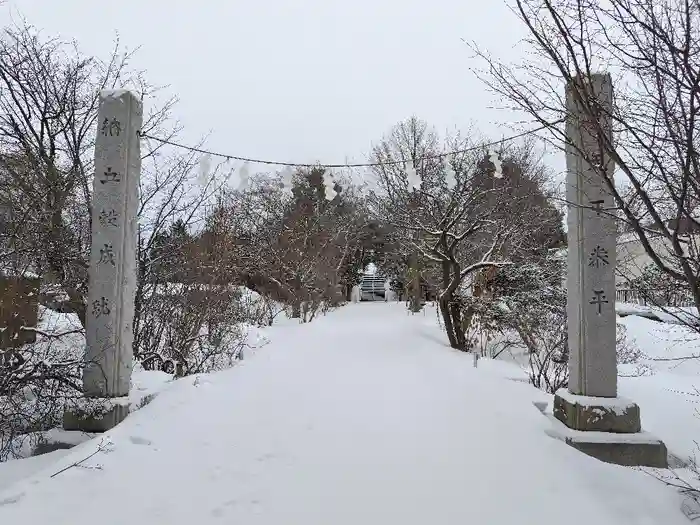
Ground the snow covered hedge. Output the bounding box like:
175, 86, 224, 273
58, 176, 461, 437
458, 254, 649, 393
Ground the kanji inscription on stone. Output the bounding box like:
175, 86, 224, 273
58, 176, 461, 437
98, 209, 119, 228
101, 117, 122, 137
100, 167, 121, 184
588, 246, 609, 268
92, 297, 111, 318
590, 199, 605, 216
589, 289, 609, 314
98, 243, 116, 266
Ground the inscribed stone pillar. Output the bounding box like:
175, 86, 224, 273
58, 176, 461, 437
565, 73, 617, 398
83, 90, 141, 398
551, 74, 667, 468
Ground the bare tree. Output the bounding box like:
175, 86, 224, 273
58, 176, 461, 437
196, 168, 370, 322
475, 0, 700, 320
369, 118, 564, 349
370, 118, 513, 348
0, 22, 235, 458
0, 22, 177, 326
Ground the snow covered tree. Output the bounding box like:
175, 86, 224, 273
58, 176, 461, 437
200, 167, 372, 321
629, 264, 694, 308
369, 118, 563, 349
147, 219, 194, 284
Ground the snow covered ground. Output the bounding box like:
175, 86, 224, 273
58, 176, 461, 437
0, 303, 693, 524
479, 302, 700, 467
618, 314, 700, 465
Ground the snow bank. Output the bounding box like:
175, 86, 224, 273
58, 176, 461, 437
617, 302, 700, 326
617, 315, 700, 464
0, 448, 72, 493
0, 303, 688, 524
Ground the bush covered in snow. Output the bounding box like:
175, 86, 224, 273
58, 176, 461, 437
460, 254, 651, 393
629, 264, 696, 309
0, 308, 83, 459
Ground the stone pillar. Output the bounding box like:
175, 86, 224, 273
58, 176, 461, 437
552, 73, 667, 467
64, 90, 141, 432
565, 73, 618, 398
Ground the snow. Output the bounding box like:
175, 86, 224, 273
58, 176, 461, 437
99, 89, 130, 99
0, 269, 39, 278
617, 302, 700, 326
0, 303, 689, 524
0, 306, 179, 465
617, 314, 700, 464
0, 449, 73, 493
554, 388, 638, 416
545, 413, 663, 444
479, 304, 700, 469
322, 169, 337, 201
18, 307, 176, 410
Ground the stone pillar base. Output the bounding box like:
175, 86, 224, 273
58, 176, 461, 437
553, 389, 640, 433
63, 398, 129, 433
565, 434, 668, 468
551, 389, 668, 468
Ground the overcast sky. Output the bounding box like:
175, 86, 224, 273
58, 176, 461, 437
1, 1, 557, 178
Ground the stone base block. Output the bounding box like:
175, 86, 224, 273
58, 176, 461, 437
544, 411, 668, 468
63, 399, 129, 433
31, 429, 97, 456
565, 435, 668, 468
32, 441, 77, 456
554, 389, 640, 433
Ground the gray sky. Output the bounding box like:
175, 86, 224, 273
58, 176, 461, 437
2, 1, 545, 175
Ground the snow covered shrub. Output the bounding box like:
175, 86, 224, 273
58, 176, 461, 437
486, 254, 569, 392
629, 264, 694, 308
486, 257, 652, 392
616, 323, 653, 377
236, 289, 285, 327
0, 309, 84, 460
134, 282, 250, 376
616, 323, 641, 364
448, 279, 504, 355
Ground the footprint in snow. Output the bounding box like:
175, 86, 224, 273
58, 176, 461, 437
211, 499, 261, 518
128, 435, 153, 446
0, 492, 25, 506
256, 452, 279, 462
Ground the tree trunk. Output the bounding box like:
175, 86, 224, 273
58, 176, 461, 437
438, 294, 459, 348
449, 300, 467, 350
409, 251, 422, 313
460, 305, 477, 351
291, 300, 301, 319
439, 289, 468, 350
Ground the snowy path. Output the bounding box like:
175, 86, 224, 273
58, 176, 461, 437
0, 304, 689, 524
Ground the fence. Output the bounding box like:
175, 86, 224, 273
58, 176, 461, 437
360, 275, 386, 301
615, 288, 695, 308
